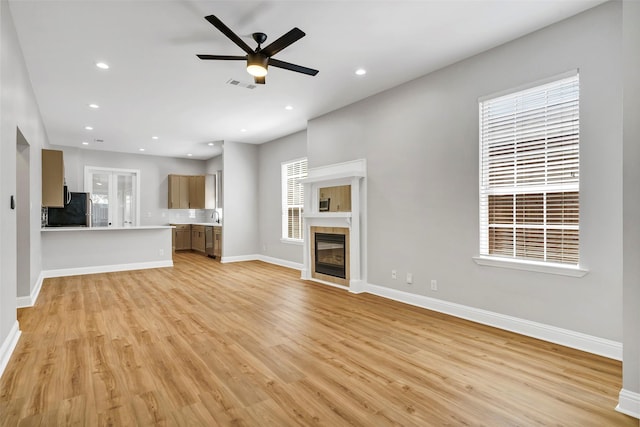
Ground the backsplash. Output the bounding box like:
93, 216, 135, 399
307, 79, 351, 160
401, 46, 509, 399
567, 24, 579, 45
165, 208, 222, 224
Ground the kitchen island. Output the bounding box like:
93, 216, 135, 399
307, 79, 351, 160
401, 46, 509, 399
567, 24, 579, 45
41, 225, 173, 277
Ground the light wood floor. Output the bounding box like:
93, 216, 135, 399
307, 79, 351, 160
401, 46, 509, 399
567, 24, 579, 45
0, 252, 635, 426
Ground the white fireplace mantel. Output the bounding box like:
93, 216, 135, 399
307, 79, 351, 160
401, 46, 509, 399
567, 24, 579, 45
301, 159, 367, 293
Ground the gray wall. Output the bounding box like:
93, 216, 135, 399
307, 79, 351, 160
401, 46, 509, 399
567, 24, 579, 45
58, 146, 209, 225
258, 130, 307, 264
307, 2, 623, 341
222, 141, 259, 258
622, 0, 640, 398
0, 0, 49, 348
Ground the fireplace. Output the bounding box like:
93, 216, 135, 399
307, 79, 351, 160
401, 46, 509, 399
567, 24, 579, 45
301, 158, 366, 292
310, 226, 350, 286
315, 233, 346, 279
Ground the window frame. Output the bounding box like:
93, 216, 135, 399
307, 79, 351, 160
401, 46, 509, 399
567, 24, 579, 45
281, 157, 308, 244
476, 71, 587, 276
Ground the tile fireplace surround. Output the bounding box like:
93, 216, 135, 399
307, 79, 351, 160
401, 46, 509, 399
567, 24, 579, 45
300, 159, 366, 293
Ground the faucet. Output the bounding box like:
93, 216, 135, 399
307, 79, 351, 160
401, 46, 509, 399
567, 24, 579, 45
211, 210, 220, 224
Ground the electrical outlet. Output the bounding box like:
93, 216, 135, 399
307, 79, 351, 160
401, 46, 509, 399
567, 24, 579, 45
431, 279, 438, 291
392, 270, 397, 279
406, 273, 413, 284
159, 248, 164, 256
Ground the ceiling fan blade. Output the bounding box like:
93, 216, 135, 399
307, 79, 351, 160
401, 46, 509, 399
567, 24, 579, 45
254, 76, 265, 85
269, 58, 319, 76
260, 27, 305, 57
204, 15, 254, 55
197, 54, 246, 61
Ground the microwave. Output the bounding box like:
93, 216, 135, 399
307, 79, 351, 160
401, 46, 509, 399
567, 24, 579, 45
319, 198, 330, 212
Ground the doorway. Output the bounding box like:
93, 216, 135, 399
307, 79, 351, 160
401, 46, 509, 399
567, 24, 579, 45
16, 129, 30, 300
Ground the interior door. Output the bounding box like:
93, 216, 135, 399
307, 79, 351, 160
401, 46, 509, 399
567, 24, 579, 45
85, 167, 139, 227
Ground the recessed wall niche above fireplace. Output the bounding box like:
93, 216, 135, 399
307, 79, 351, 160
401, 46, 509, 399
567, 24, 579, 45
300, 158, 366, 293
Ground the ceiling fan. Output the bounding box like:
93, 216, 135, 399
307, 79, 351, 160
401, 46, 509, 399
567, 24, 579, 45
197, 14, 319, 85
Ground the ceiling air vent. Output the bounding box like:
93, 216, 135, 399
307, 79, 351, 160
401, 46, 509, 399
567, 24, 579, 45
226, 78, 257, 90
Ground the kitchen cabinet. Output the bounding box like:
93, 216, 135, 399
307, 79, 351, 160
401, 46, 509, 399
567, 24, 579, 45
168, 174, 216, 209
189, 175, 205, 209
168, 175, 190, 209
213, 226, 222, 259
172, 224, 191, 251
42, 149, 64, 207
191, 225, 205, 253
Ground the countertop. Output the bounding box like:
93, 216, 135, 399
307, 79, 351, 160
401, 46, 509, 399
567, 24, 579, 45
170, 222, 222, 227
42, 225, 173, 232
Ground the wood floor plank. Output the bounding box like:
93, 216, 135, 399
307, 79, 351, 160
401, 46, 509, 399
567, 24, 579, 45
0, 252, 636, 426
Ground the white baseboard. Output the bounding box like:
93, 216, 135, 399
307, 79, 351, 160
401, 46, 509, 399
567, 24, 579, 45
0, 321, 21, 379
256, 255, 303, 271
17, 271, 45, 308
364, 283, 622, 360
616, 389, 640, 419
42, 260, 173, 279
220, 254, 260, 264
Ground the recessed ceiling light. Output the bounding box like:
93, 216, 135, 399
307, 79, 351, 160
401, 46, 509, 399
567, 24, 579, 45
82, 141, 89, 146
285, 105, 293, 111
89, 104, 99, 109
84, 126, 93, 130
240, 128, 247, 133
355, 68, 367, 76
151, 136, 159, 140
96, 62, 109, 70
139, 148, 145, 152
187, 153, 193, 157
208, 142, 214, 146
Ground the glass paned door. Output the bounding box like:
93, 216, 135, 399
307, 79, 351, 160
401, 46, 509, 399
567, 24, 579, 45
85, 167, 139, 227
116, 174, 135, 226
91, 172, 110, 227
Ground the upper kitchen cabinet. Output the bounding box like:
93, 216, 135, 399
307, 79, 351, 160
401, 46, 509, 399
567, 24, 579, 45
42, 149, 64, 207
168, 175, 190, 209
189, 175, 205, 209
168, 174, 216, 209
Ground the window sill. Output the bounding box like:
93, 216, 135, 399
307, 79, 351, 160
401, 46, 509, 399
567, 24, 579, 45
281, 238, 303, 246
473, 256, 588, 277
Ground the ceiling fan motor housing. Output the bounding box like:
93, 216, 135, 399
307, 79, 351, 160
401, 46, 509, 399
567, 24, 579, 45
247, 52, 269, 77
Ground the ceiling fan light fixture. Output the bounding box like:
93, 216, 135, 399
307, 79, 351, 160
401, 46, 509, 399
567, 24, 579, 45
247, 53, 268, 77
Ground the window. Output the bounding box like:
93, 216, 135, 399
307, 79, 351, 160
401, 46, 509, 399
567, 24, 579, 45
479, 72, 579, 266
282, 158, 308, 241
85, 166, 140, 227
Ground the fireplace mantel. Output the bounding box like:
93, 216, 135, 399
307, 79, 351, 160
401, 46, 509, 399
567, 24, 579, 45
301, 159, 366, 293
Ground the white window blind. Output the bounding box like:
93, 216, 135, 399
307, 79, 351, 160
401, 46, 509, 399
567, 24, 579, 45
282, 158, 307, 240
479, 73, 579, 265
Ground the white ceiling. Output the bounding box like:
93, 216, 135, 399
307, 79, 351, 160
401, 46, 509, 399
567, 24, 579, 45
9, 0, 604, 160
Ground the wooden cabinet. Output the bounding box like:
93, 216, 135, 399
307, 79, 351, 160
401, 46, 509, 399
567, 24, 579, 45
213, 226, 222, 259
168, 174, 215, 209
168, 175, 190, 209
172, 224, 191, 251
191, 225, 205, 253
42, 149, 64, 207
189, 175, 205, 209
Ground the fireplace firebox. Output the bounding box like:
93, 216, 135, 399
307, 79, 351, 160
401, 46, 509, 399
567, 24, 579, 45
314, 233, 346, 279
